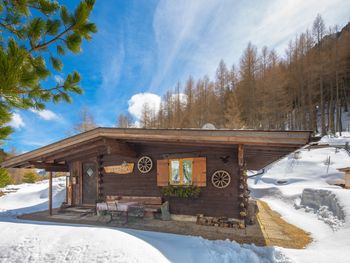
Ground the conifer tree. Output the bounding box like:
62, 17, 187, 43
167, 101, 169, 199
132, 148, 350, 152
0, 0, 97, 141
0, 167, 12, 187
22, 171, 38, 183
139, 16, 350, 134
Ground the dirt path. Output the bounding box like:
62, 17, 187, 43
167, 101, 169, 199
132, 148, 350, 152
256, 200, 312, 249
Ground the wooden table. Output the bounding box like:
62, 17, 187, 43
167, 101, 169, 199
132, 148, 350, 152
97, 201, 143, 223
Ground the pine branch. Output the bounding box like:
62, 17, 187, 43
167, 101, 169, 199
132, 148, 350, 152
29, 24, 74, 52
0, 22, 23, 37
0, 84, 64, 95
27, 5, 49, 15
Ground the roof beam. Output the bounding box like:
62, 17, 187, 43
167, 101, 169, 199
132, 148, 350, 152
28, 161, 69, 172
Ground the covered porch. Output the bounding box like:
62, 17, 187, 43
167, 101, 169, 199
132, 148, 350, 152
18, 206, 267, 245
17, 199, 311, 249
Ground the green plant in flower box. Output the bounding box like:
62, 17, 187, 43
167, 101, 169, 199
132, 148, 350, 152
161, 185, 201, 198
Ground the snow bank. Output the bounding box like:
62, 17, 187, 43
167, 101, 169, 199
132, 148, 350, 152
251, 146, 349, 195
249, 136, 350, 263
319, 132, 350, 146
295, 188, 345, 230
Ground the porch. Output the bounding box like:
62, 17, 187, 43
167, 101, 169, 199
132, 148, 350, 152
18, 207, 267, 246
17, 199, 312, 249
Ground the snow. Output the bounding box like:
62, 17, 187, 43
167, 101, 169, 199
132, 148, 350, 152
0, 178, 66, 217
296, 188, 345, 231
0, 178, 286, 262
319, 131, 350, 146
249, 140, 350, 263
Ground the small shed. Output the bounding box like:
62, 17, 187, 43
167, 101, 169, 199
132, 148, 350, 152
337, 167, 350, 189
1, 128, 311, 221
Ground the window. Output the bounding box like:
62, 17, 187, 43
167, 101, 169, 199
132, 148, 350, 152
157, 157, 206, 187
169, 158, 193, 185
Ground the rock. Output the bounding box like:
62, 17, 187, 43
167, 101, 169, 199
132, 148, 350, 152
161, 201, 171, 221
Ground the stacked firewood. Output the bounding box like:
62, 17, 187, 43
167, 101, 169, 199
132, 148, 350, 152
97, 154, 104, 201
238, 166, 249, 223
196, 214, 243, 229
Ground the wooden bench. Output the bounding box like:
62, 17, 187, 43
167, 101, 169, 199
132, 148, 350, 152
106, 196, 163, 213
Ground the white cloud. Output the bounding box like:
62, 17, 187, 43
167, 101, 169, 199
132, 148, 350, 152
100, 43, 125, 94
95, 16, 125, 96
127, 92, 187, 122
30, 109, 60, 121
8, 113, 25, 129
128, 92, 161, 120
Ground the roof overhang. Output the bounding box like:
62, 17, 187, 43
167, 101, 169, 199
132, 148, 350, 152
1, 127, 312, 170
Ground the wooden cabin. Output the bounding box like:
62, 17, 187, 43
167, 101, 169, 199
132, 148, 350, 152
1, 128, 311, 221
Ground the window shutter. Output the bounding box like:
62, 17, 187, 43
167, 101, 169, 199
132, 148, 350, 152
193, 157, 207, 187
157, 159, 169, 186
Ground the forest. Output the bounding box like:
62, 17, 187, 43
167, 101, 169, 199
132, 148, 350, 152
120, 15, 350, 136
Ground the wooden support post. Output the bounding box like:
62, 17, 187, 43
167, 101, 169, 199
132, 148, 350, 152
238, 144, 244, 168
49, 171, 53, 216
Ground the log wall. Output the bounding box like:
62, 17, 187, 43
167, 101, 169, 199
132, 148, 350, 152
101, 144, 239, 218
67, 142, 297, 218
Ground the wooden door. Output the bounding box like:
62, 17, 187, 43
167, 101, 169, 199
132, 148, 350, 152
82, 162, 97, 205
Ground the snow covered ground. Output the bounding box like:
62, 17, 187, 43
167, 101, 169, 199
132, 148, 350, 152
0, 178, 287, 262
249, 134, 350, 263
1, 133, 350, 263
319, 131, 350, 146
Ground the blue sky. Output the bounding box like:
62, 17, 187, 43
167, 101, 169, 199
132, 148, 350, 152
4, 0, 350, 153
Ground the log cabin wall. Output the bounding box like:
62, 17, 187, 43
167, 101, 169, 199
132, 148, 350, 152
101, 143, 240, 218
66, 141, 298, 218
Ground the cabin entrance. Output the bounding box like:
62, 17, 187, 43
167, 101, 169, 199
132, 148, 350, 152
82, 162, 97, 205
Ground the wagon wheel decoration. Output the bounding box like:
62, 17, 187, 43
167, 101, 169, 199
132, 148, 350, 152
137, 156, 153, 173
211, 170, 231, 189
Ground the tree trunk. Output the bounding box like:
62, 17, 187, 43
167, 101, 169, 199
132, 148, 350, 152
320, 75, 326, 135
329, 80, 335, 134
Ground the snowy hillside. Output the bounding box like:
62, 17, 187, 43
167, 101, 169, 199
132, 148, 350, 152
249, 134, 350, 263
0, 177, 66, 217
0, 179, 287, 262
319, 131, 350, 146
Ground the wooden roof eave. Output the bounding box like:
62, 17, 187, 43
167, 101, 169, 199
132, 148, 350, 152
1, 127, 312, 169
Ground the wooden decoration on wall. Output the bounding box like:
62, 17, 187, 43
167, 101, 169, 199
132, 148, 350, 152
104, 163, 134, 174
137, 156, 153, 173
211, 170, 231, 189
